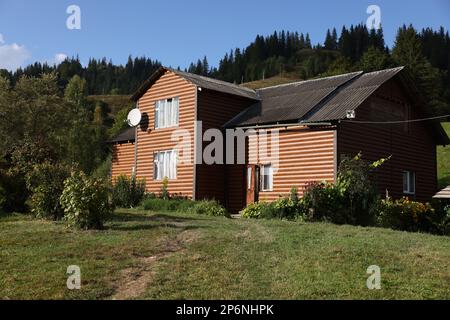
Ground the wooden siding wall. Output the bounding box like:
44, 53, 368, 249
196, 89, 255, 212
338, 78, 437, 201
249, 127, 336, 202
136, 71, 196, 198
111, 142, 135, 181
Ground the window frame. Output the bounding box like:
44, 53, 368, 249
402, 170, 415, 195
154, 97, 179, 129
260, 164, 273, 192
153, 150, 177, 181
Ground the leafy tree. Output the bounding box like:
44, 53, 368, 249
64, 75, 88, 108
358, 46, 392, 72
324, 55, 354, 76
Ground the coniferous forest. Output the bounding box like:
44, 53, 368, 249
1, 24, 449, 116
0, 23, 450, 215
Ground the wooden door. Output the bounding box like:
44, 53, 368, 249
246, 164, 259, 205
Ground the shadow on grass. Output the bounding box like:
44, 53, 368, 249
108, 212, 210, 232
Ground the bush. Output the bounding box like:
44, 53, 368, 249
160, 177, 170, 200
142, 198, 190, 211
188, 200, 229, 217
0, 169, 28, 213
300, 182, 343, 223
0, 184, 6, 212
142, 198, 228, 217
60, 170, 114, 229
377, 197, 438, 233
112, 175, 146, 208
440, 206, 450, 235
240, 201, 271, 219
25, 162, 70, 220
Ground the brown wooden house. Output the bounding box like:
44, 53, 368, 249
111, 66, 449, 212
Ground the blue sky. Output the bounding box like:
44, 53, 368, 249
0, 0, 449, 71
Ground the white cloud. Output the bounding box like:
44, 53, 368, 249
54, 53, 68, 64
0, 39, 31, 71
42, 53, 68, 66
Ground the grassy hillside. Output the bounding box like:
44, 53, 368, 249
1, 209, 449, 299
438, 122, 450, 189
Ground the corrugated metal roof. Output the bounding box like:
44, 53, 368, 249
127, 66, 449, 145
306, 67, 404, 122
109, 127, 135, 143
433, 185, 450, 199
131, 67, 259, 101
170, 68, 259, 100
225, 71, 362, 126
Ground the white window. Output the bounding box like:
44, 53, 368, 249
153, 150, 177, 180
261, 164, 273, 191
155, 97, 179, 129
403, 171, 415, 194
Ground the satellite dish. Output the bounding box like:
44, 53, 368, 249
346, 110, 356, 119
127, 108, 142, 127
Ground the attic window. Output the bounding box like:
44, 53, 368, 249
155, 97, 179, 129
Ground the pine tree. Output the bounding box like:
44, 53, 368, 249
392, 25, 445, 114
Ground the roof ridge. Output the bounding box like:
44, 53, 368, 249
166, 67, 257, 94
255, 71, 364, 91
361, 66, 405, 76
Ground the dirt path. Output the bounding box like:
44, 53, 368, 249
111, 228, 198, 300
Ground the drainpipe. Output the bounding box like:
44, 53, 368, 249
133, 101, 139, 178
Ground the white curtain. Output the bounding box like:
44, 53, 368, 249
155, 98, 179, 129
154, 150, 177, 180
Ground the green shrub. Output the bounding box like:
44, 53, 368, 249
300, 181, 343, 223
0, 170, 28, 212
25, 162, 70, 220
240, 199, 297, 220
0, 184, 6, 212
142, 198, 228, 217
440, 206, 450, 235
240, 201, 270, 219
377, 197, 438, 233
142, 198, 195, 212
334, 152, 387, 225
188, 200, 229, 217
112, 175, 146, 208
160, 177, 170, 200
60, 170, 114, 229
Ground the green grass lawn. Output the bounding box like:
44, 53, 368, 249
438, 122, 450, 189
1, 209, 449, 300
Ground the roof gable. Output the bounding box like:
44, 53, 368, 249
131, 67, 259, 101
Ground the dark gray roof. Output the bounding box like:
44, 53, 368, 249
224, 71, 362, 126
131, 67, 259, 101
306, 67, 404, 122
109, 127, 135, 143
127, 66, 449, 145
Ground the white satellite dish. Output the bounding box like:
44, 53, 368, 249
346, 110, 356, 119
127, 108, 142, 127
